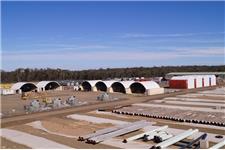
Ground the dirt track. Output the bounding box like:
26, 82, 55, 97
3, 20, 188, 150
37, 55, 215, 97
1, 86, 217, 128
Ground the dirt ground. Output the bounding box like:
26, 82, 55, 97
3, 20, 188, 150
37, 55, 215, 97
0, 90, 132, 117
10, 124, 117, 149
41, 117, 114, 137
1, 86, 224, 149
2, 111, 224, 149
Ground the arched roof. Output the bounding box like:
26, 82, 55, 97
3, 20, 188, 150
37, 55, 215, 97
11, 82, 37, 90
36, 81, 60, 88
134, 81, 160, 89
83, 80, 101, 87
99, 80, 117, 88
120, 81, 135, 88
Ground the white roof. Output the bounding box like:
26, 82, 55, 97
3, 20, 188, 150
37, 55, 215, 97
171, 75, 216, 80
120, 81, 135, 88
135, 81, 160, 89
36, 81, 60, 88
11, 82, 37, 90
83, 80, 101, 87
100, 80, 117, 88
171, 76, 195, 80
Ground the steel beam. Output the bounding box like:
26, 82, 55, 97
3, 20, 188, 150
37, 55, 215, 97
123, 125, 168, 143
88, 121, 150, 144
209, 139, 225, 149
151, 129, 199, 149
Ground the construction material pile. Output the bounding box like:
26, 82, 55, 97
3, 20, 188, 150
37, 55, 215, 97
97, 93, 119, 101
24, 100, 42, 112
112, 106, 225, 126
24, 96, 84, 113
78, 120, 150, 144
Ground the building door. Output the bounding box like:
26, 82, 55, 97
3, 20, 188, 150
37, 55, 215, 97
194, 79, 197, 88
202, 78, 204, 87
209, 77, 211, 86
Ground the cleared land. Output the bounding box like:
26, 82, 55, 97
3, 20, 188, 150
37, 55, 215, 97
1, 86, 225, 149
0, 90, 129, 117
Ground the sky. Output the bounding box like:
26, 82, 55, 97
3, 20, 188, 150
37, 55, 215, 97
1, 1, 225, 71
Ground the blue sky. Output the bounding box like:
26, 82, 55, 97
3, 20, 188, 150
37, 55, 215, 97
1, 1, 225, 71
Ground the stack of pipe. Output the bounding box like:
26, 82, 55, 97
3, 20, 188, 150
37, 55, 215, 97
112, 108, 225, 127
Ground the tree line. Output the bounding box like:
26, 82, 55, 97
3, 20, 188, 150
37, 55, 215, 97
1, 65, 225, 83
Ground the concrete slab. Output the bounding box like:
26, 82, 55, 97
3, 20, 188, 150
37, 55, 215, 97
67, 114, 128, 125
0, 128, 73, 149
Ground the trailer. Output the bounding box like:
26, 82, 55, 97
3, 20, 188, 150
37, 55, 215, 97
153, 131, 173, 143
123, 125, 168, 143
178, 133, 208, 149
150, 129, 199, 149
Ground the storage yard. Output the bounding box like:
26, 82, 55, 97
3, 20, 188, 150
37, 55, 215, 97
1, 75, 225, 149
113, 88, 225, 126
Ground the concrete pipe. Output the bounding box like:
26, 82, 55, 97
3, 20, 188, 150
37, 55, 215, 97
206, 120, 210, 124
215, 122, 220, 126
192, 120, 197, 123
217, 122, 222, 126
179, 119, 184, 122
186, 120, 191, 123
201, 120, 205, 124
